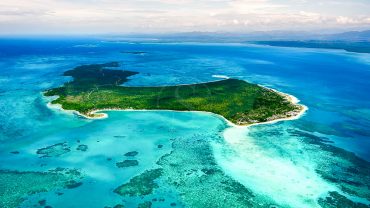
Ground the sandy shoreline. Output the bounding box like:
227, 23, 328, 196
45, 85, 308, 128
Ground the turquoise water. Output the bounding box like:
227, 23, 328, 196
0, 39, 370, 207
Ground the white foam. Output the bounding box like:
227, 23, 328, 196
212, 75, 230, 79
246, 59, 274, 65
212, 127, 338, 207
73, 44, 99, 48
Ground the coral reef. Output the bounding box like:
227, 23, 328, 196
116, 160, 139, 168
0, 169, 81, 208
114, 169, 163, 196
36, 143, 71, 157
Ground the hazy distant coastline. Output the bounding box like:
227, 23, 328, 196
251, 40, 370, 54
99, 29, 370, 43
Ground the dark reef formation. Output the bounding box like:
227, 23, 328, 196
36, 142, 71, 157
0, 169, 82, 207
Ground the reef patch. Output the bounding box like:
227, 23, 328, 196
116, 160, 139, 168
114, 168, 163, 196
0, 169, 81, 208
124, 151, 138, 157
76, 144, 88, 152
36, 142, 71, 157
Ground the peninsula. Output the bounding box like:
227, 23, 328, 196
44, 62, 305, 125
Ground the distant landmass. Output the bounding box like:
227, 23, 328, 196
102, 30, 370, 43
251, 41, 370, 53
101, 30, 370, 53
323, 30, 370, 41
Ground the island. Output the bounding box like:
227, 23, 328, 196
44, 62, 305, 126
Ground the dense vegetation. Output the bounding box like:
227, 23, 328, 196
45, 62, 302, 125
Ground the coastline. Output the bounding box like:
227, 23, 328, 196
45, 85, 308, 128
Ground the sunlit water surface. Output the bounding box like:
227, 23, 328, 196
0, 39, 369, 207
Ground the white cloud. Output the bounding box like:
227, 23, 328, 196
0, 0, 369, 34
336, 16, 370, 25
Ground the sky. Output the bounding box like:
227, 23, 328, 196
0, 0, 370, 35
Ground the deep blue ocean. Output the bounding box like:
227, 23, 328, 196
0, 38, 369, 207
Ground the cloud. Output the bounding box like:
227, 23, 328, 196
335, 16, 370, 25
0, 0, 369, 34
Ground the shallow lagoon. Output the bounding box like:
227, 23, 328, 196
0, 40, 370, 207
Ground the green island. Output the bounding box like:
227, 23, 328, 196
44, 62, 304, 125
